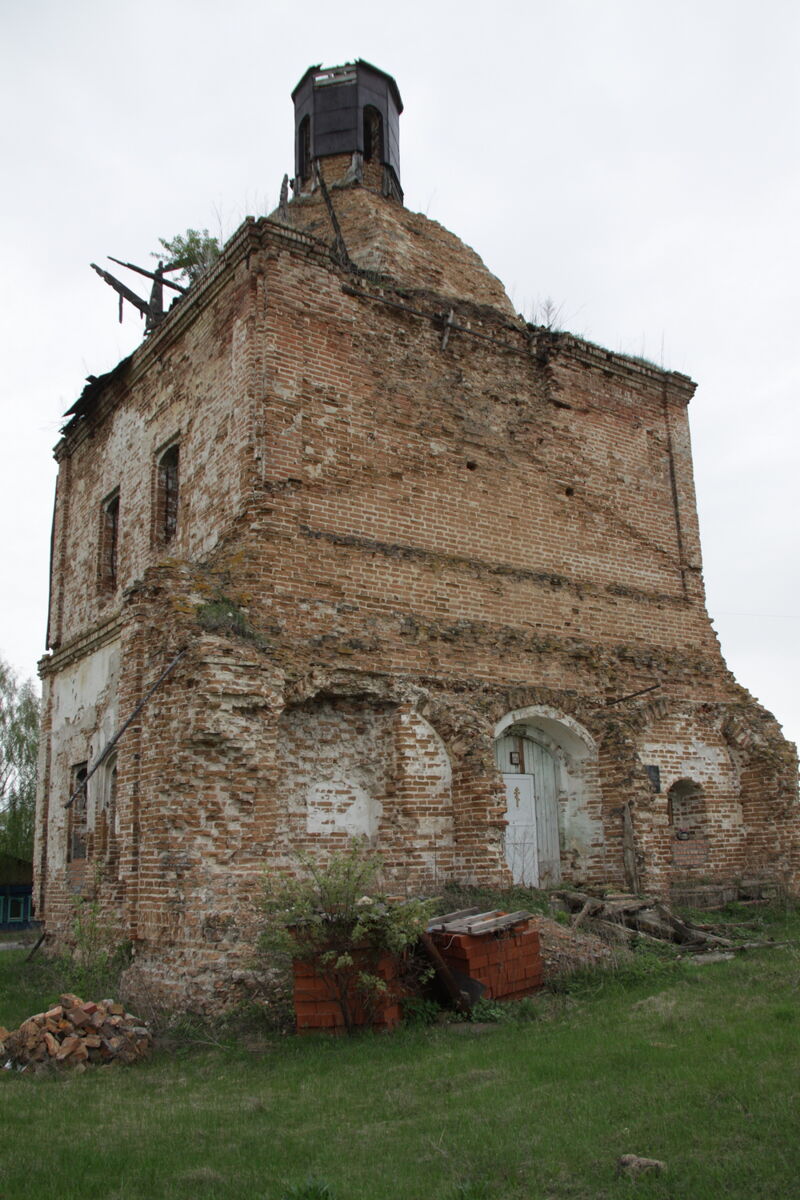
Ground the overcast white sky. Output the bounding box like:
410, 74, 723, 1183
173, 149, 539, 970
1, 0, 797, 750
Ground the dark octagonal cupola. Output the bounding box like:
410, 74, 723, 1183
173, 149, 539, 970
291, 60, 403, 201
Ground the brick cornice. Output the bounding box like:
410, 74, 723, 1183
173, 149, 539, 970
39, 611, 123, 676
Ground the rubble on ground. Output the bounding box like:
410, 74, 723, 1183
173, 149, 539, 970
554, 890, 735, 950
1, 993, 152, 1073
616, 1154, 666, 1178
529, 914, 616, 979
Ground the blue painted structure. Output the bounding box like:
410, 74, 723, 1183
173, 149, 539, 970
0, 854, 34, 930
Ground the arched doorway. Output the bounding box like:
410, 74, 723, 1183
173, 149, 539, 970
494, 706, 602, 890
494, 732, 560, 887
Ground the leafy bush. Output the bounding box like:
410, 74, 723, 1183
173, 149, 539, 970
469, 996, 508, 1023
153, 228, 220, 284
69, 895, 131, 999
401, 995, 442, 1027
260, 842, 435, 1034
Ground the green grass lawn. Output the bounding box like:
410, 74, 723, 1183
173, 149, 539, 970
2, 908, 800, 1200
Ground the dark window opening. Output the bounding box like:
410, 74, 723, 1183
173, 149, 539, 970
158, 445, 179, 544
645, 764, 661, 793
100, 492, 120, 590
363, 105, 383, 162
68, 763, 89, 862
298, 115, 311, 181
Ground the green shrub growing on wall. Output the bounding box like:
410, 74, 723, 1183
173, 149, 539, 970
260, 842, 434, 1034
70, 894, 130, 999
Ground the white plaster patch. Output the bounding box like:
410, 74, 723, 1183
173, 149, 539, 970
305, 782, 382, 838
51, 641, 120, 732
43, 640, 121, 868
640, 736, 730, 789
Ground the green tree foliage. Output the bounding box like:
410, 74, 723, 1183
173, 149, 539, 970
0, 658, 39, 862
153, 228, 221, 285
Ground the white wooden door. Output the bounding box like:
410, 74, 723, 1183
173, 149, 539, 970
502, 773, 539, 885
496, 735, 561, 887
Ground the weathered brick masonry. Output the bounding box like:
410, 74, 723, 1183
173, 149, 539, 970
34, 62, 798, 1007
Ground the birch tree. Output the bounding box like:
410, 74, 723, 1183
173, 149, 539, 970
0, 658, 39, 861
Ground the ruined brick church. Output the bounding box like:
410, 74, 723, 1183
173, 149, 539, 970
34, 61, 798, 1004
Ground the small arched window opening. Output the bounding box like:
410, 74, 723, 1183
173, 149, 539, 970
157, 444, 179, 544
667, 778, 706, 838
99, 491, 120, 591
96, 755, 118, 869
68, 763, 89, 862
363, 105, 383, 162
298, 115, 311, 182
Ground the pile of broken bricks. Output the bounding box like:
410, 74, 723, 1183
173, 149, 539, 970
1, 992, 152, 1073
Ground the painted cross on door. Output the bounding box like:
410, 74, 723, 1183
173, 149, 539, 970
495, 734, 561, 887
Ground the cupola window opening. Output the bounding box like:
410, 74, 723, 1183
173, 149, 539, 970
363, 105, 383, 162
298, 115, 311, 182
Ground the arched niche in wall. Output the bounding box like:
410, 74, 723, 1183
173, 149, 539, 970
667, 777, 707, 838
275, 697, 454, 886
667, 776, 709, 872
277, 696, 395, 843
493, 706, 601, 888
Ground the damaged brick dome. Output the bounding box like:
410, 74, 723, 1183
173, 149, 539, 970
274, 59, 516, 314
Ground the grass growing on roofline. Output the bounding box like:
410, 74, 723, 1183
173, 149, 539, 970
1, 903, 799, 1200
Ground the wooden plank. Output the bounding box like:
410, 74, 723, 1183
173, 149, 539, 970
443, 909, 534, 936
442, 909, 505, 933
418, 932, 472, 1014
107, 256, 187, 294
427, 907, 481, 930
90, 263, 149, 317
464, 909, 533, 934
25, 930, 45, 961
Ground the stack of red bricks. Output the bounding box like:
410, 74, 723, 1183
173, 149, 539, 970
429, 909, 543, 1000
1, 992, 152, 1072
293, 953, 403, 1035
